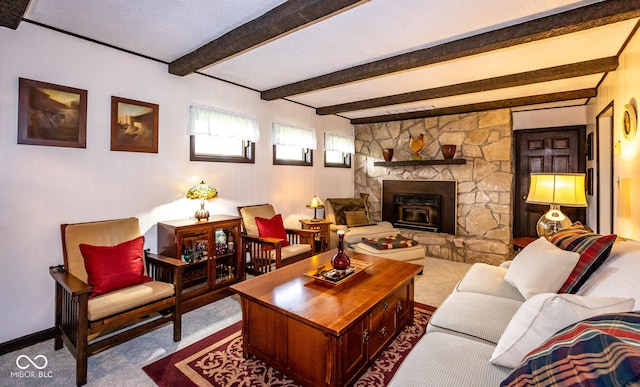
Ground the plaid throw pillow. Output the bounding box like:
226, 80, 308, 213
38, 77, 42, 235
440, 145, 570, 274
501, 312, 640, 387
549, 228, 616, 294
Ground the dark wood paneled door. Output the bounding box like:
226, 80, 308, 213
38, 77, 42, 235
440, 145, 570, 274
514, 126, 586, 237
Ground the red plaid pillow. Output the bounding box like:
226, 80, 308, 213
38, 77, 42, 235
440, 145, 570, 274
549, 228, 616, 294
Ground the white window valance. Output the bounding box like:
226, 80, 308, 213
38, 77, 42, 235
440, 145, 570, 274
186, 104, 260, 142
272, 123, 317, 150
325, 133, 355, 154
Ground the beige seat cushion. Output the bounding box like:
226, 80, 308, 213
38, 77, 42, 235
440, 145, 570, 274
63, 218, 141, 283
88, 281, 174, 321
354, 242, 425, 267
280, 244, 312, 260
456, 263, 525, 302
239, 204, 276, 237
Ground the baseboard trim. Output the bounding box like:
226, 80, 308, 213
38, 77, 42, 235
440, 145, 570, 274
0, 328, 54, 356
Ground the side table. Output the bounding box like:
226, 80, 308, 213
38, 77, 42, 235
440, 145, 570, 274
299, 219, 332, 253
513, 236, 537, 251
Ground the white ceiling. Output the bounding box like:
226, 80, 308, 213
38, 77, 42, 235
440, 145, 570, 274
19, 0, 640, 123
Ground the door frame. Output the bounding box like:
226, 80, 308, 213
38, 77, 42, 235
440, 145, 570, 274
595, 101, 614, 234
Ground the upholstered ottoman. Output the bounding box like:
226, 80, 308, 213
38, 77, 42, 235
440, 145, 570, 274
354, 234, 426, 270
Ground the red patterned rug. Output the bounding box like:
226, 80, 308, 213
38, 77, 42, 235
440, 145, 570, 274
143, 303, 436, 386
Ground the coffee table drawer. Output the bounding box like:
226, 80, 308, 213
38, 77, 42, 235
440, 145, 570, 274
368, 313, 396, 357
370, 292, 400, 328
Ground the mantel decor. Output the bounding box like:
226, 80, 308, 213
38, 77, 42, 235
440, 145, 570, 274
374, 159, 466, 167
17, 77, 87, 148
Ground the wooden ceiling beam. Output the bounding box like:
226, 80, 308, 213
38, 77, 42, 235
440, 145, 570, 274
317, 57, 618, 115
262, 0, 640, 100
0, 0, 30, 30
350, 89, 597, 125
169, 0, 365, 76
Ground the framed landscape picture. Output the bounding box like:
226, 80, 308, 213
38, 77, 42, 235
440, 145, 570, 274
110, 96, 159, 153
17, 78, 87, 148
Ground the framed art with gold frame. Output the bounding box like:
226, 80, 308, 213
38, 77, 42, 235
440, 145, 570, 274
110, 96, 159, 153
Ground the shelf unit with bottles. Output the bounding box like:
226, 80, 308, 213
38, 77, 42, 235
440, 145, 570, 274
157, 215, 244, 312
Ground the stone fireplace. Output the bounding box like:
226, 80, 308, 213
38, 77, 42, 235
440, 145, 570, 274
354, 109, 513, 265
382, 180, 456, 234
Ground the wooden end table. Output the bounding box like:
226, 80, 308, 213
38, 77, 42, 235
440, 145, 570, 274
299, 218, 332, 252
230, 251, 422, 387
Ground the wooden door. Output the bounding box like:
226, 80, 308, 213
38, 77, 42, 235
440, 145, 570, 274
513, 126, 587, 237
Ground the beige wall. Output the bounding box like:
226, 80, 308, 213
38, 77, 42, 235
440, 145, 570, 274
587, 27, 640, 240
0, 23, 353, 342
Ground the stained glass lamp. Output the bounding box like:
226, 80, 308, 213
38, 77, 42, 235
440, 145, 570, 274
186, 181, 218, 221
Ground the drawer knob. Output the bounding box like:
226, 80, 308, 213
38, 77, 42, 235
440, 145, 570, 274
396, 301, 403, 313
380, 327, 387, 339
382, 302, 389, 312
362, 329, 369, 343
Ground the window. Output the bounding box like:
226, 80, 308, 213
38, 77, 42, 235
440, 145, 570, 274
324, 133, 354, 168
190, 136, 255, 163
272, 123, 316, 166
186, 105, 259, 163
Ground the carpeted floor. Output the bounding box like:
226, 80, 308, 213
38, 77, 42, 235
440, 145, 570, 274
143, 304, 435, 387
0, 257, 471, 386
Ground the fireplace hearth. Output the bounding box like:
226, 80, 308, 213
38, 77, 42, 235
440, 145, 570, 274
382, 180, 456, 235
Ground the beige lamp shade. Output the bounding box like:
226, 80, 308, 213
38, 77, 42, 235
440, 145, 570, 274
526, 173, 587, 207
526, 173, 587, 238
306, 195, 325, 220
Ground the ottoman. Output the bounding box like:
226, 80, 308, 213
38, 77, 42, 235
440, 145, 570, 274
354, 234, 426, 271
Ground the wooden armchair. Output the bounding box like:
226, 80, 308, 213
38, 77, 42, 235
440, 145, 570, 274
238, 204, 316, 275
50, 218, 185, 386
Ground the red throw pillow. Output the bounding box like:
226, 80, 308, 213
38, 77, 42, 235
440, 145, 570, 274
80, 235, 152, 298
255, 214, 290, 247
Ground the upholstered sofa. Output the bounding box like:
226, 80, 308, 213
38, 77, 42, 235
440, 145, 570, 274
390, 225, 640, 386
324, 197, 397, 249
324, 197, 426, 268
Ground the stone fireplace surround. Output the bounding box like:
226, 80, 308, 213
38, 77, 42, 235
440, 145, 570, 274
354, 109, 513, 265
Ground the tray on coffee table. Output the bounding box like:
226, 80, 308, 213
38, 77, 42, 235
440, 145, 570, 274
303, 258, 372, 287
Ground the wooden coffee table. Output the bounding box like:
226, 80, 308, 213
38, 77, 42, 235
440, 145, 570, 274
230, 250, 423, 387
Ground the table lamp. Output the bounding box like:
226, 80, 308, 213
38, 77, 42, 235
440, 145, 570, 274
526, 173, 587, 239
186, 181, 218, 221
306, 195, 325, 220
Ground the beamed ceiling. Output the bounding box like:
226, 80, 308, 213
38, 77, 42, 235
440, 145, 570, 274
3, 0, 640, 124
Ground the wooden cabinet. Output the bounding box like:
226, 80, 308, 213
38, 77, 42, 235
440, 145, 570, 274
157, 215, 244, 312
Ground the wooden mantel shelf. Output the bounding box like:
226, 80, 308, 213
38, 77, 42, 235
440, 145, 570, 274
374, 159, 467, 167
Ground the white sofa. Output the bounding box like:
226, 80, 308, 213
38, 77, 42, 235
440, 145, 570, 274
390, 231, 640, 386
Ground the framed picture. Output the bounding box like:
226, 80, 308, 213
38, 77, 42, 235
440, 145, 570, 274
111, 96, 158, 153
17, 78, 87, 148
586, 132, 593, 161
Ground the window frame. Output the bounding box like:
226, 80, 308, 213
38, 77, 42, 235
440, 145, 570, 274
190, 135, 255, 163
272, 144, 313, 166
324, 150, 352, 168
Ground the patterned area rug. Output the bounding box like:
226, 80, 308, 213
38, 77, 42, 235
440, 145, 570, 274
143, 303, 435, 386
